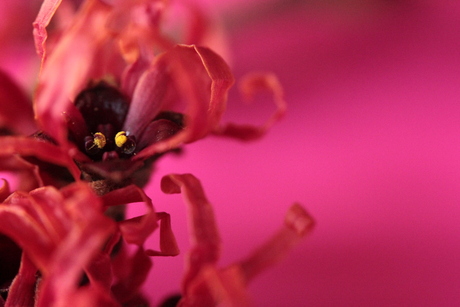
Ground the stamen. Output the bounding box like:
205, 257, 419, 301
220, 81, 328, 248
85, 132, 107, 155
115, 131, 128, 148
93, 132, 107, 149
115, 131, 136, 155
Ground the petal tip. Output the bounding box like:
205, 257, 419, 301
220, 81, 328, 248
285, 203, 315, 237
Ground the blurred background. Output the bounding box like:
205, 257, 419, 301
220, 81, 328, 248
142, 0, 460, 306
1, 0, 459, 306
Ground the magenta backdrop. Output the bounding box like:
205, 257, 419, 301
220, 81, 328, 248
1, 1, 458, 306
133, 1, 460, 306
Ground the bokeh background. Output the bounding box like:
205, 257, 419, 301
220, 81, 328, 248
140, 1, 460, 306
1, 0, 459, 306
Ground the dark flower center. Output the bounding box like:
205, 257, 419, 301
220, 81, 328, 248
74, 82, 137, 160
72, 81, 184, 162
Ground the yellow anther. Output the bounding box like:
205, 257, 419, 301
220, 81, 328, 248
115, 131, 128, 148
93, 132, 106, 149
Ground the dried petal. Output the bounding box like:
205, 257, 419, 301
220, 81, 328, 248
161, 173, 221, 291
5, 254, 36, 307
238, 204, 315, 282
0, 70, 36, 135
145, 212, 180, 257
111, 247, 152, 304
33, 0, 62, 60
101, 184, 157, 246
132, 45, 234, 160
0, 136, 81, 180
179, 265, 251, 307
216, 72, 286, 141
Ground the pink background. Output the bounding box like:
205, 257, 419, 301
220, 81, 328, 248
137, 1, 460, 306
1, 1, 459, 306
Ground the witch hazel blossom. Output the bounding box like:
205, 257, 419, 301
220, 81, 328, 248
0, 0, 286, 188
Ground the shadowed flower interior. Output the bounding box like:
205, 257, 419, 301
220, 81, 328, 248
70, 81, 183, 161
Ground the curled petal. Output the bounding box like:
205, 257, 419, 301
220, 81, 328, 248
0, 204, 55, 271
5, 254, 37, 307
33, 184, 116, 306
238, 203, 315, 282
101, 184, 157, 246
107, 0, 174, 62
51, 286, 119, 307
215, 72, 287, 141
85, 253, 113, 291
161, 173, 221, 290
0, 136, 81, 181
0, 70, 36, 135
33, 0, 63, 60
131, 45, 234, 160
111, 247, 152, 304
36, 222, 115, 307
178, 204, 314, 307
179, 265, 251, 307
145, 212, 180, 257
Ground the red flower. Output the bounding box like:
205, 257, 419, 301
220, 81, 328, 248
0, 1, 300, 306
0, 0, 284, 188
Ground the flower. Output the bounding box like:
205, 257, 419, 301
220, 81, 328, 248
6, 0, 236, 186
0, 0, 284, 189
0, 1, 305, 306
160, 174, 315, 306
0, 179, 179, 306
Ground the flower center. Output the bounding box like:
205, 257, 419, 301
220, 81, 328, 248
84, 130, 137, 159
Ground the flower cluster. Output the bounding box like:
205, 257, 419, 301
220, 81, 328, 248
0, 0, 314, 306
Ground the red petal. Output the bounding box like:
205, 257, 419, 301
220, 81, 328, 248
179, 265, 251, 307
33, 0, 62, 60
0, 136, 81, 180
35, 184, 116, 306
0, 70, 36, 135
0, 208, 54, 271
145, 212, 180, 257
5, 254, 37, 307
102, 184, 157, 246
215, 72, 287, 141
0, 155, 43, 191
132, 45, 234, 160
123, 57, 170, 138
161, 173, 221, 291
111, 247, 152, 304
238, 204, 315, 282
85, 253, 113, 291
